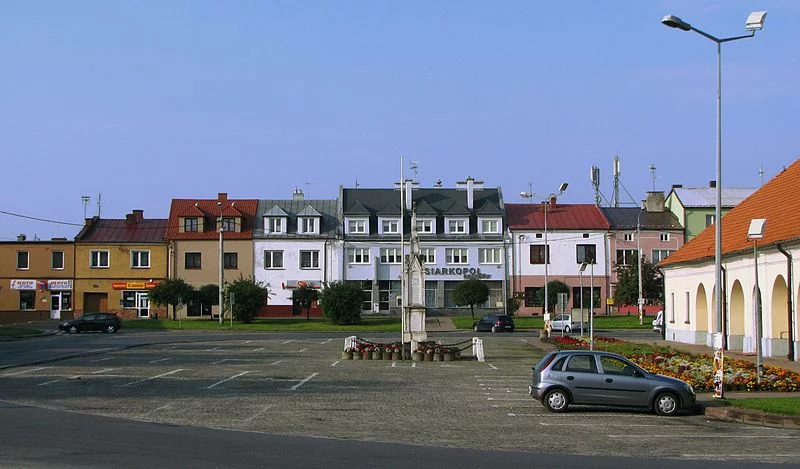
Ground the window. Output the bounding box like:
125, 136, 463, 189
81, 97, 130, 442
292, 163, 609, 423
576, 244, 596, 264
52, 251, 64, 270
685, 291, 690, 324
223, 252, 238, 269
447, 219, 466, 234
651, 249, 673, 264
266, 217, 284, 233
660, 232, 670, 242
623, 233, 633, 242
348, 219, 367, 234
298, 217, 316, 234
481, 219, 500, 234
416, 219, 434, 233
121, 290, 137, 308
90, 250, 110, 268
264, 250, 283, 269
566, 355, 598, 373
670, 292, 675, 323
185, 252, 201, 269
131, 250, 150, 268
184, 217, 198, 232
300, 250, 320, 269
348, 248, 370, 264
419, 248, 436, 264
529, 245, 549, 264
16, 251, 29, 270
221, 217, 236, 232
446, 248, 468, 264
705, 214, 715, 227
616, 249, 638, 266
380, 248, 401, 264
479, 248, 501, 264
524, 287, 543, 307
19, 291, 35, 310
382, 219, 400, 234
601, 356, 637, 376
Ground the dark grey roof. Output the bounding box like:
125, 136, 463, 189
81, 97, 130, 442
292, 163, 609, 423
255, 199, 339, 238
475, 200, 502, 215
601, 207, 683, 230
343, 188, 501, 217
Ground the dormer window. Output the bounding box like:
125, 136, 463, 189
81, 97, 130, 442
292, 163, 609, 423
347, 218, 368, 234
447, 218, 468, 234
220, 217, 236, 232
298, 217, 318, 235
265, 217, 285, 234
479, 218, 501, 234
183, 217, 199, 232
416, 218, 434, 234
381, 218, 400, 234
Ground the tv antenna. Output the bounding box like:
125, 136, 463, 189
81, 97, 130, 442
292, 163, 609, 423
409, 160, 419, 182
96, 193, 104, 217
758, 165, 764, 185
81, 195, 91, 219
649, 164, 657, 191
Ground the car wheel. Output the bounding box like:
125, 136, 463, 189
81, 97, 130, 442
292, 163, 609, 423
544, 389, 570, 413
564, 325, 571, 333
491, 325, 499, 333
473, 325, 479, 332
654, 392, 680, 416
69, 325, 78, 334
105, 324, 117, 333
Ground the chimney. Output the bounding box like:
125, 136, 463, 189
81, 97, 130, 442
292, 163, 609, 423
218, 192, 228, 203
466, 177, 474, 210
709, 180, 716, 188
132, 209, 144, 220
405, 180, 413, 210
671, 184, 683, 189
645, 191, 665, 212
292, 187, 304, 201
549, 195, 557, 208
85, 216, 98, 228
17, 234, 26, 242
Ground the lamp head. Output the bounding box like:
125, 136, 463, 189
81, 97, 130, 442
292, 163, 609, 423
520, 191, 532, 198
558, 182, 569, 193
580, 262, 588, 272
747, 218, 767, 240
745, 11, 767, 31
661, 14, 691, 31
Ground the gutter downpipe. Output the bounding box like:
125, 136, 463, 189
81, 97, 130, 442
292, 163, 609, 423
777, 244, 795, 360
721, 265, 728, 350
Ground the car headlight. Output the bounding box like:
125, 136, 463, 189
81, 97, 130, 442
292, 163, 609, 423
684, 382, 694, 394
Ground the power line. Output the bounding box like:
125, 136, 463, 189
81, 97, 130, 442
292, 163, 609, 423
0, 209, 84, 227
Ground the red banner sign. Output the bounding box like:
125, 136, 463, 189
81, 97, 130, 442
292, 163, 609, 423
112, 281, 159, 290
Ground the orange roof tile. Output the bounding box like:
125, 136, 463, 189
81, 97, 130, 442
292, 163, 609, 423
165, 197, 258, 240
660, 159, 800, 267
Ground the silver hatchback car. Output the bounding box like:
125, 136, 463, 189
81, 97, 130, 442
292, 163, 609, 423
529, 350, 696, 416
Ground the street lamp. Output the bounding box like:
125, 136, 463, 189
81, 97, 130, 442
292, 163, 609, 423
589, 255, 595, 350
637, 204, 645, 326
579, 262, 587, 336
662, 11, 767, 343
747, 218, 767, 387
218, 201, 224, 325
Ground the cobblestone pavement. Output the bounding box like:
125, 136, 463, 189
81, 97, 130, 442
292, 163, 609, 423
1, 333, 799, 465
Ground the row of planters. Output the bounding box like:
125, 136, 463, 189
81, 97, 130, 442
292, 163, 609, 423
342, 340, 465, 362
545, 335, 800, 393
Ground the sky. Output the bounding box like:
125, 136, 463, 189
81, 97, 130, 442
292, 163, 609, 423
1, 0, 798, 240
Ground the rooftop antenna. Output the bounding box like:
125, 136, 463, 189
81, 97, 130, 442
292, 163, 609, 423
758, 165, 764, 185
612, 155, 621, 208
96, 193, 103, 217
81, 195, 91, 219
409, 160, 419, 182
590, 166, 601, 206
304, 181, 311, 199
649, 163, 657, 191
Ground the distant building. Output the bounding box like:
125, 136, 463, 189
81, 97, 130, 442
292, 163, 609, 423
665, 182, 755, 241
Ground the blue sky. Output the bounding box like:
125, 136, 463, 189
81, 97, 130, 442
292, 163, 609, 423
1, 1, 797, 240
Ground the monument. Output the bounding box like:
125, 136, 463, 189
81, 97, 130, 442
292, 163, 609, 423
403, 206, 427, 343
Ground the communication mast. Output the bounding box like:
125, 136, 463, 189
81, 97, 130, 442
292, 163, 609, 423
613, 156, 621, 207
96, 193, 104, 217
81, 195, 91, 219
590, 166, 601, 206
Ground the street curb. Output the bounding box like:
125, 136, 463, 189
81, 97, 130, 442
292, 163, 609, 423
703, 404, 800, 429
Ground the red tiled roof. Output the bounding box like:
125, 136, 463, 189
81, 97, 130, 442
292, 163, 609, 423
165, 196, 258, 240
660, 159, 800, 267
75, 218, 168, 243
505, 203, 610, 230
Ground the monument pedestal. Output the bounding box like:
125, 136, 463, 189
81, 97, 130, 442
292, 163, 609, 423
402, 305, 427, 343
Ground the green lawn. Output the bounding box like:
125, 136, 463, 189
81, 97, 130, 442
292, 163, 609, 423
452, 314, 651, 330
123, 316, 402, 332
0, 327, 43, 337
726, 398, 800, 416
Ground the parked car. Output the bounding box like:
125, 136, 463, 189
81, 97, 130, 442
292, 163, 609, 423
528, 350, 696, 416
59, 313, 121, 334
549, 314, 589, 333
652, 310, 664, 333
472, 314, 515, 333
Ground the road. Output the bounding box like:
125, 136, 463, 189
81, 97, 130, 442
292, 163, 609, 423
1, 330, 797, 468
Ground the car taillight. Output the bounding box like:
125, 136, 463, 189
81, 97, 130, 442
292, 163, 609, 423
536, 354, 557, 372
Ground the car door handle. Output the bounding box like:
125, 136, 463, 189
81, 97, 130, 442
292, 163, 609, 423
566, 376, 575, 381
605, 378, 613, 383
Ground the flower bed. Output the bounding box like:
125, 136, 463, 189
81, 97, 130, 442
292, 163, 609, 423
342, 339, 463, 361
543, 335, 800, 392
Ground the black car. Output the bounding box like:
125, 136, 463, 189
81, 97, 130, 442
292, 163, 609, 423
472, 314, 515, 333
59, 313, 121, 334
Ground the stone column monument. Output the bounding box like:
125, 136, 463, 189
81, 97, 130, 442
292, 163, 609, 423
403, 206, 427, 343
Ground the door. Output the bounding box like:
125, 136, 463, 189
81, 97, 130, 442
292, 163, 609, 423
560, 354, 605, 404
135, 292, 150, 318
599, 355, 651, 407
83, 293, 108, 313
50, 293, 61, 320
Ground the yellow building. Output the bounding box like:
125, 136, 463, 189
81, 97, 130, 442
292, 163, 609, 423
0, 236, 75, 323
73, 210, 168, 320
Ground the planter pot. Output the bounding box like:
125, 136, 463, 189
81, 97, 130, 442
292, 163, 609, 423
433, 353, 443, 362
383, 351, 393, 360
353, 351, 362, 360
443, 352, 453, 362
424, 352, 434, 362
372, 351, 381, 360
363, 352, 372, 360
412, 352, 424, 361
391, 351, 401, 361
342, 350, 354, 360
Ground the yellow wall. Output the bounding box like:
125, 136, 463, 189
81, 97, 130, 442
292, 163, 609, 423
0, 242, 74, 317
172, 239, 254, 288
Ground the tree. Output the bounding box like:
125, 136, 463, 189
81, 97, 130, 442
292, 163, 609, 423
614, 256, 664, 307
293, 285, 319, 321
225, 277, 268, 324
506, 297, 521, 316
546, 280, 570, 314
195, 284, 219, 316
318, 281, 363, 325
451, 278, 489, 321
149, 278, 194, 320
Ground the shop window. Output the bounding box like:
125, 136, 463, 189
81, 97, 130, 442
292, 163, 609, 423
19, 291, 35, 310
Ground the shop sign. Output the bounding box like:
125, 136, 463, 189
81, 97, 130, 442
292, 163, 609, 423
112, 281, 160, 290
423, 267, 491, 279
47, 279, 73, 290
10, 279, 37, 290
283, 280, 321, 289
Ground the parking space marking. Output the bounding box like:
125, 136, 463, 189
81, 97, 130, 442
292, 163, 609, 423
244, 404, 273, 423
282, 340, 296, 344
207, 371, 250, 389
296, 348, 308, 353
2, 367, 50, 376
91, 368, 115, 374
252, 348, 264, 352
290, 372, 318, 391
205, 347, 221, 351
540, 422, 696, 428
488, 364, 499, 370
89, 357, 114, 363
330, 361, 341, 367
487, 397, 530, 401
320, 339, 333, 345
611, 434, 800, 440
267, 360, 284, 366
243, 340, 253, 344
121, 369, 185, 387
149, 358, 170, 364
38, 378, 67, 386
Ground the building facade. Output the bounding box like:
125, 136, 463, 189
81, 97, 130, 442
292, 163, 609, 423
665, 183, 755, 241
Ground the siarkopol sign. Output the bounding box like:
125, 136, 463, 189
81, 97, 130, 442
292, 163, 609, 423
423, 267, 491, 279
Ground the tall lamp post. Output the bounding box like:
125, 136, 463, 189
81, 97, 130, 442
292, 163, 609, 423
217, 201, 224, 325
637, 205, 645, 326
747, 218, 767, 387
579, 262, 587, 336
521, 182, 568, 319
589, 256, 595, 350
662, 11, 767, 342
